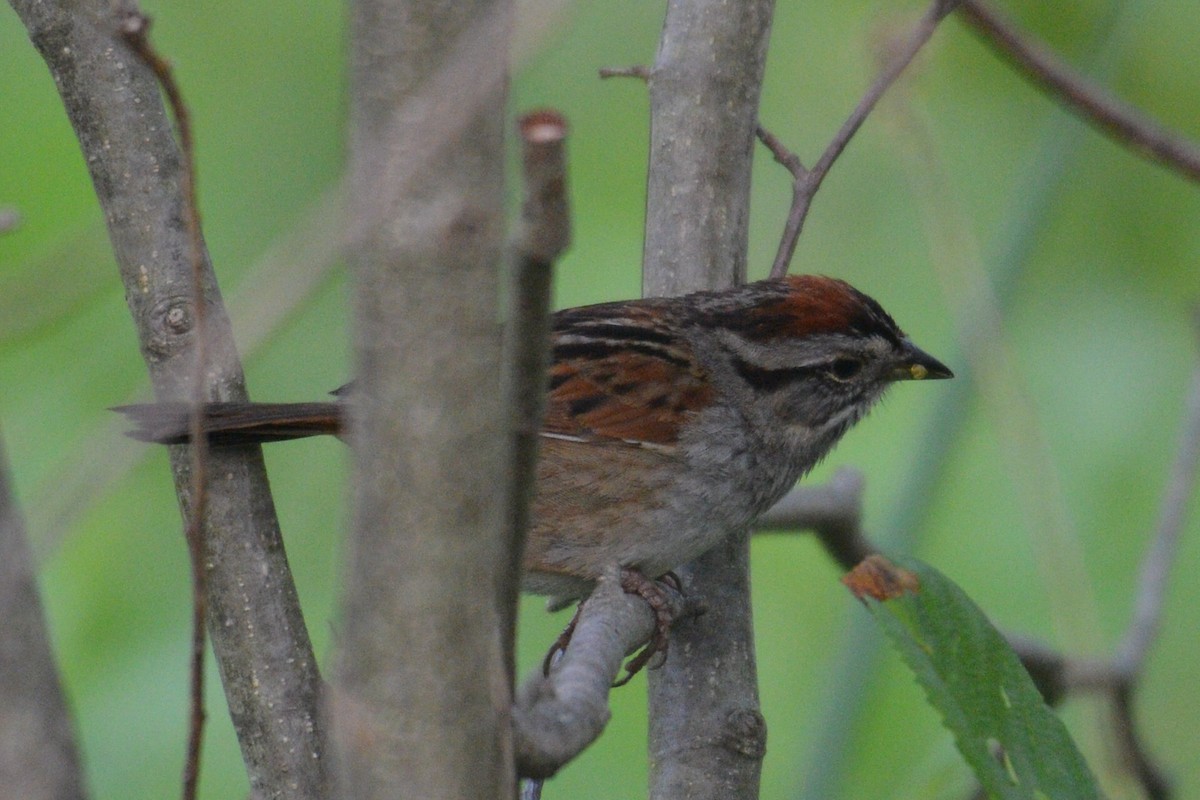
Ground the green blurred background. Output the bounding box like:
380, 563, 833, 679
2, 0, 1198, 797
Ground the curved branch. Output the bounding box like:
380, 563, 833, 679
513, 569, 687, 779
958, 0, 1200, 183
116, 16, 210, 794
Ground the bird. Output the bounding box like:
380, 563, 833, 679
117, 274, 952, 677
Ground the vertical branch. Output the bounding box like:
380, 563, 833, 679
641, 0, 773, 295
640, 1, 775, 799
331, 0, 515, 798
502, 110, 571, 679
0, 434, 89, 800
9, 1, 327, 798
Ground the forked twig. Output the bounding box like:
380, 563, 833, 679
763, 0, 966, 278
762, 0, 1200, 281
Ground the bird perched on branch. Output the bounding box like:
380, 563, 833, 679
118, 274, 952, 678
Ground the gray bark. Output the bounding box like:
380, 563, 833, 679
641, 1, 776, 798
0, 436, 88, 800
513, 569, 686, 779
330, 0, 515, 798
7, 2, 327, 797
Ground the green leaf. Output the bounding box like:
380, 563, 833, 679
843, 555, 1100, 800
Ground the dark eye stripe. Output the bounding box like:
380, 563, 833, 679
732, 357, 821, 392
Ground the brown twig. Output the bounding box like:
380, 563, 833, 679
757, 425, 1184, 800
503, 109, 570, 682
760, 453, 1186, 798
1112, 682, 1171, 800
117, 13, 209, 800
761, 481, 1082, 711
598, 65, 651, 81
754, 124, 805, 178
958, 0, 1200, 184
764, 0, 966, 279
516, 110, 571, 264
14, 0, 326, 791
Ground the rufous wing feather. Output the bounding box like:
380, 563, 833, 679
543, 304, 713, 446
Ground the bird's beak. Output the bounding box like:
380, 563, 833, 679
892, 339, 954, 381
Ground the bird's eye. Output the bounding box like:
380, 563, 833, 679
828, 357, 863, 381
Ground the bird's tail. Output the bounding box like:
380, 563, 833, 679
113, 402, 342, 445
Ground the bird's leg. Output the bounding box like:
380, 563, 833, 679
541, 601, 585, 676
612, 568, 681, 687
540, 569, 683, 685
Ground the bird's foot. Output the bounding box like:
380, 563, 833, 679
612, 568, 681, 687
539, 568, 683, 685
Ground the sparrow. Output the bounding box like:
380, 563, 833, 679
118, 274, 952, 675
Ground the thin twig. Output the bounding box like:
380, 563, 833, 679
14, 0, 326, 791
503, 109, 570, 681
958, 0, 1200, 184
766, 0, 965, 278
757, 484, 1088, 712
1116, 315, 1200, 676
1112, 682, 1172, 800
516, 110, 571, 264
598, 65, 650, 81
762, 470, 1179, 797
118, 14, 209, 800
754, 124, 805, 178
